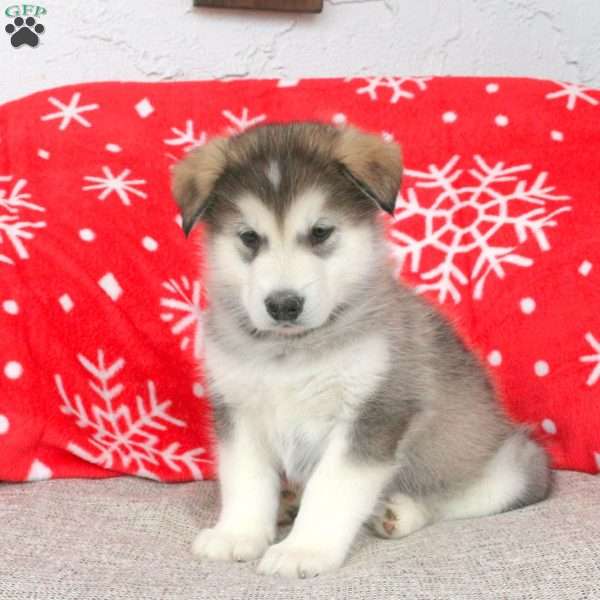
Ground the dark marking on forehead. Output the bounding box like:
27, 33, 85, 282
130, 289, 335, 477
201, 123, 380, 232
172, 122, 402, 235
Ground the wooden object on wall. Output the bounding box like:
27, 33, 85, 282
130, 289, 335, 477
193, 0, 323, 13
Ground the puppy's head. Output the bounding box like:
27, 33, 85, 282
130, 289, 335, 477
172, 123, 402, 337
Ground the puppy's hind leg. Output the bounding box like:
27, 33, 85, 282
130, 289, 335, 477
369, 493, 432, 539
370, 430, 550, 538
277, 480, 302, 527
437, 430, 551, 522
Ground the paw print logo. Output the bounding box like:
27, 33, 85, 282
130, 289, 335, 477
5, 16, 44, 48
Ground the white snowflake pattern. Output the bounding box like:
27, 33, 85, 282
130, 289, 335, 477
390, 155, 571, 303
164, 120, 207, 152
348, 76, 432, 103
160, 276, 203, 359
55, 350, 208, 480
222, 108, 267, 134
580, 332, 600, 387
82, 167, 147, 206
0, 175, 46, 265
545, 81, 599, 111
40, 92, 100, 130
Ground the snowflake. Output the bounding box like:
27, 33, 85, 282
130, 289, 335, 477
40, 92, 99, 130
545, 81, 599, 111
580, 332, 600, 387
390, 155, 571, 303
82, 166, 147, 206
222, 108, 267, 134
55, 350, 208, 480
0, 175, 46, 265
164, 120, 207, 152
348, 76, 432, 103
160, 276, 204, 359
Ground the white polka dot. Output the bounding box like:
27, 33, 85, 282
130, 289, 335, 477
541, 418, 557, 435
175, 214, 183, 228
442, 111, 457, 123
534, 360, 550, 377
98, 273, 123, 302
27, 459, 52, 481
58, 293, 74, 313
4, 361, 23, 379
0, 415, 9, 434
520, 297, 536, 314
381, 131, 394, 143
2, 299, 18, 315
193, 383, 205, 398
37, 148, 50, 159
578, 260, 592, 277
487, 350, 502, 367
550, 130, 564, 142
79, 228, 95, 242
135, 97, 154, 118
105, 143, 122, 153
332, 113, 347, 126
486, 83, 499, 93
495, 114, 509, 127
142, 236, 158, 252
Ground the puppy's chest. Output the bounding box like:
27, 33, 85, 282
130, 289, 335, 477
231, 365, 344, 480
264, 372, 342, 481
207, 335, 390, 480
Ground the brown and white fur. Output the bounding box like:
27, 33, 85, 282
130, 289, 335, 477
172, 123, 550, 578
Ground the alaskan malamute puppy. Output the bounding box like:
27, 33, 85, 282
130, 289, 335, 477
172, 123, 550, 578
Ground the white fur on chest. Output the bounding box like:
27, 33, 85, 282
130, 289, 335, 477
205, 333, 390, 481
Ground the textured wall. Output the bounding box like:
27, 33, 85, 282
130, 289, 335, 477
1, 0, 599, 104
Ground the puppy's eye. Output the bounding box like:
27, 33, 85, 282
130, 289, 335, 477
239, 229, 260, 250
310, 225, 335, 245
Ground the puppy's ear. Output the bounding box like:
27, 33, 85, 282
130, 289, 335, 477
334, 127, 402, 214
171, 136, 229, 236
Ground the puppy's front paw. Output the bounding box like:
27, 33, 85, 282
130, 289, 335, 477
192, 528, 271, 562
257, 540, 343, 578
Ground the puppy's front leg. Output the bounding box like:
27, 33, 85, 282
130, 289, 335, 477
258, 430, 393, 578
193, 415, 279, 562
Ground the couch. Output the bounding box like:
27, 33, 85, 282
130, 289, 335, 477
1, 472, 599, 599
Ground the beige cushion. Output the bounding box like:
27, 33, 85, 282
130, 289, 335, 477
1, 471, 599, 599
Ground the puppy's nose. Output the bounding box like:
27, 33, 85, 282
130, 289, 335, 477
265, 291, 305, 322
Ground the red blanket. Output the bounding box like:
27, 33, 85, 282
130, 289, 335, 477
1, 77, 599, 482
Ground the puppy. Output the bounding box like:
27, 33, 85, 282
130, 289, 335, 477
172, 123, 550, 578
